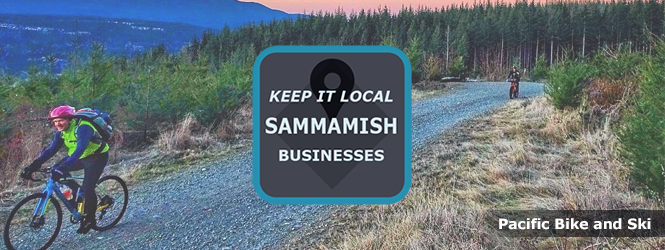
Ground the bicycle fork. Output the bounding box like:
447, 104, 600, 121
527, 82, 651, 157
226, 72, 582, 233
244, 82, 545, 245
30, 181, 55, 228
32, 179, 84, 224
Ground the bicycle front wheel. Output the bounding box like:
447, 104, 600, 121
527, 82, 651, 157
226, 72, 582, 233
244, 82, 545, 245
92, 175, 128, 231
3, 193, 63, 250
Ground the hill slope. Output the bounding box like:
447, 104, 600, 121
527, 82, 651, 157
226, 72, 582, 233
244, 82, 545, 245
0, 0, 299, 29
0, 14, 209, 74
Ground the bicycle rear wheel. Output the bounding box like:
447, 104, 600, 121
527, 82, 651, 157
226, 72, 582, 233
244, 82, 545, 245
509, 83, 517, 99
3, 193, 62, 250
92, 175, 128, 231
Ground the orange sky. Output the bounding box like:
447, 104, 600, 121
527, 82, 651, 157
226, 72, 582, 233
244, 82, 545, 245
243, 0, 523, 14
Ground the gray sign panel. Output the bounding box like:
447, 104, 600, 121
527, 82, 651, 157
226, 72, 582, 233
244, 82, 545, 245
252, 46, 411, 204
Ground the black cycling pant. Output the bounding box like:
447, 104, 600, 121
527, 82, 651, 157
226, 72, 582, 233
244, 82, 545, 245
56, 152, 108, 221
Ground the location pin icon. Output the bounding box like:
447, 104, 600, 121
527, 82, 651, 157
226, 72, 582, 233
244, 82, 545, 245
310, 58, 355, 119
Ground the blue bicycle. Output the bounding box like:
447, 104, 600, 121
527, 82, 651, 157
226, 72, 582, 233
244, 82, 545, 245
3, 167, 128, 250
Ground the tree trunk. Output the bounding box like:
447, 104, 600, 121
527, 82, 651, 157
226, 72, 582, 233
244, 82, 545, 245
526, 44, 533, 71
582, 26, 586, 58
144, 68, 152, 141
501, 38, 504, 69
550, 36, 554, 66
517, 43, 524, 70
446, 25, 450, 68
473, 48, 476, 70
486, 48, 489, 72
571, 28, 574, 57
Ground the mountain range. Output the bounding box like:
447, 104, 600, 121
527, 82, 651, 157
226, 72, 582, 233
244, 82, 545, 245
0, 14, 213, 75
0, 0, 300, 29
0, 0, 301, 74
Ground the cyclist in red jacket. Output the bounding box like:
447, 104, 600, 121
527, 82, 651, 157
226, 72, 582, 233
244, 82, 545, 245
507, 66, 521, 99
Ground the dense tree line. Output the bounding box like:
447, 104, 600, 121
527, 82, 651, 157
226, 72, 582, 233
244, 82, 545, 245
184, 0, 665, 80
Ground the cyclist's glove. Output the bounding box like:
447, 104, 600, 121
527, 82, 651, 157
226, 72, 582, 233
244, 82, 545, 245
20, 168, 33, 180
20, 162, 41, 180
50, 167, 66, 181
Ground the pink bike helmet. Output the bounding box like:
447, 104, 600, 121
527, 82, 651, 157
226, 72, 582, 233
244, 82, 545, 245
48, 105, 76, 120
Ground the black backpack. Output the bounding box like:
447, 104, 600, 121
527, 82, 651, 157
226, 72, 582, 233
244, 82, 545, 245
74, 108, 113, 153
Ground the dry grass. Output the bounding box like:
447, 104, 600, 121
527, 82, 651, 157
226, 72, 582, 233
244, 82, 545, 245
123, 103, 252, 183
412, 81, 458, 102
156, 103, 252, 151
337, 194, 506, 250
586, 78, 633, 108
217, 102, 252, 140
0, 104, 54, 191
157, 114, 197, 151
284, 96, 662, 250
412, 89, 435, 102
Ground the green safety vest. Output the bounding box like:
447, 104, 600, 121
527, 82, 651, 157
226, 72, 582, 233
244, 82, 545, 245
61, 119, 109, 159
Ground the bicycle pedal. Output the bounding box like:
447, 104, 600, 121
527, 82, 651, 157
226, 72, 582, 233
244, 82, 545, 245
99, 196, 114, 207
70, 215, 80, 224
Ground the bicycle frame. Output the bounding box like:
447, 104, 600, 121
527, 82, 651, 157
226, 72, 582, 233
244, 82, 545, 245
32, 177, 84, 222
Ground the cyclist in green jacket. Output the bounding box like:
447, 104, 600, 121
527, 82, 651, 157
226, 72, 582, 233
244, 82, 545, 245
20, 105, 110, 234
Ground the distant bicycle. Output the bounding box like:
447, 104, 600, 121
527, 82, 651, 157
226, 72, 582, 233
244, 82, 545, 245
3, 167, 128, 250
507, 78, 519, 99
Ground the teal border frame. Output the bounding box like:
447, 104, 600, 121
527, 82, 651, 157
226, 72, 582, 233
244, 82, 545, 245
252, 46, 412, 204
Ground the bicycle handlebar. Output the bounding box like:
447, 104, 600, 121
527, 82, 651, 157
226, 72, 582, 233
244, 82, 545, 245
29, 176, 42, 182
27, 168, 51, 182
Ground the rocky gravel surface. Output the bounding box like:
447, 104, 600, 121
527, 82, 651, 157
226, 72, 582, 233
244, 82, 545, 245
33, 82, 542, 249
412, 82, 543, 149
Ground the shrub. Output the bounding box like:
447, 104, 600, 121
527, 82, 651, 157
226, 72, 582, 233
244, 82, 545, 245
405, 37, 423, 83
545, 59, 595, 110
421, 53, 444, 81
530, 54, 549, 81
447, 56, 466, 79
586, 48, 644, 107
192, 62, 251, 125
592, 48, 643, 80
618, 43, 665, 201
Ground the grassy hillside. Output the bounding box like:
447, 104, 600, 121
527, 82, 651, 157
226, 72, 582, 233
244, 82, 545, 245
283, 42, 665, 249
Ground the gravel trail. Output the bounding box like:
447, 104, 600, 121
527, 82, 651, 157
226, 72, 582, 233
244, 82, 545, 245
37, 82, 543, 249
412, 82, 543, 149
